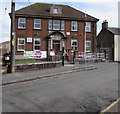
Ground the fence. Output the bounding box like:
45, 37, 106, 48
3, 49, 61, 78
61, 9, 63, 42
14, 52, 105, 65
74, 52, 105, 65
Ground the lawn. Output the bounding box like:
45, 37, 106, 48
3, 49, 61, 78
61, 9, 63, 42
15, 59, 39, 64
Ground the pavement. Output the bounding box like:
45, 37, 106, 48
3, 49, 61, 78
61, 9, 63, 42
1, 62, 97, 86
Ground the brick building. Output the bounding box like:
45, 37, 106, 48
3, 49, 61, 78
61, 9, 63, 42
0, 41, 10, 56
14, 3, 99, 61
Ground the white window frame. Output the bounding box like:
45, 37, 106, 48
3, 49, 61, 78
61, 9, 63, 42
71, 39, 78, 51
34, 19, 41, 29
85, 22, 91, 32
53, 20, 60, 30
34, 38, 41, 51
61, 20, 65, 30
18, 18, 26, 29
71, 21, 78, 31
53, 8, 59, 13
18, 38, 25, 51
48, 20, 52, 30
85, 40, 91, 52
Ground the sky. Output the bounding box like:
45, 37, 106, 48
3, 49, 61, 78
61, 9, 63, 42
0, 0, 119, 43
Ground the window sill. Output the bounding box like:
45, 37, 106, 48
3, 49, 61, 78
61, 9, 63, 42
18, 28, 26, 30
33, 28, 42, 30
17, 50, 25, 52
71, 30, 78, 32
85, 31, 91, 33
48, 29, 65, 31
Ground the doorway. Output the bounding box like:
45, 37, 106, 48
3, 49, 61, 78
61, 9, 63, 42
53, 40, 60, 51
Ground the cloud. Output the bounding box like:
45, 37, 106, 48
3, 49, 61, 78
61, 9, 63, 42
0, 1, 119, 42
1, 0, 119, 3
0, 30, 10, 42
0, 0, 118, 3
74, 2, 118, 34
0, 1, 11, 42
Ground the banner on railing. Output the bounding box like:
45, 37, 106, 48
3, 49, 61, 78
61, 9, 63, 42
24, 51, 47, 59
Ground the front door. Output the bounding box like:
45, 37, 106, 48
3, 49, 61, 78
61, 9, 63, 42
53, 40, 62, 60
53, 40, 60, 51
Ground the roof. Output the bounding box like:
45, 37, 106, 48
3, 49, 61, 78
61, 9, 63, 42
0, 41, 10, 48
107, 28, 120, 35
15, 3, 99, 22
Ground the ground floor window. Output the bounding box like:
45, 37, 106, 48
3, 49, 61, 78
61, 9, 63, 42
71, 39, 78, 51
34, 38, 41, 50
86, 40, 91, 52
18, 38, 25, 51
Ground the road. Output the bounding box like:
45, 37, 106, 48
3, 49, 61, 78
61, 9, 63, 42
2, 62, 118, 112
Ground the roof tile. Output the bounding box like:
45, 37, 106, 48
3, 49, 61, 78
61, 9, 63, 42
15, 3, 99, 21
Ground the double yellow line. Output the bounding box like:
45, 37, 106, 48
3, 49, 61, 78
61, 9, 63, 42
100, 98, 120, 113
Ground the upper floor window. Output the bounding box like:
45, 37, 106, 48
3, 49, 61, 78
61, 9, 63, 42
50, 6, 62, 14
18, 18, 26, 29
61, 20, 65, 30
34, 19, 41, 29
34, 38, 41, 50
71, 21, 78, 31
85, 40, 91, 52
49, 20, 52, 30
18, 38, 25, 51
53, 20, 60, 30
85, 22, 91, 32
53, 8, 59, 13
48, 19, 65, 31
71, 39, 78, 51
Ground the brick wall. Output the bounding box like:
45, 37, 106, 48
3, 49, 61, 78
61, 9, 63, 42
15, 61, 62, 72
15, 17, 97, 61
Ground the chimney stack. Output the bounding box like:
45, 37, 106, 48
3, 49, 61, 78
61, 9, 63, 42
102, 20, 108, 29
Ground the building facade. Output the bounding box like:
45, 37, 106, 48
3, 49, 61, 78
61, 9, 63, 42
14, 3, 99, 61
97, 21, 120, 61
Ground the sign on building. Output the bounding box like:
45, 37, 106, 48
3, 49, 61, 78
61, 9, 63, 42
24, 51, 47, 59
50, 50, 55, 56
27, 38, 32, 43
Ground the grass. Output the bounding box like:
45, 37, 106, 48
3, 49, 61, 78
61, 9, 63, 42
15, 59, 39, 64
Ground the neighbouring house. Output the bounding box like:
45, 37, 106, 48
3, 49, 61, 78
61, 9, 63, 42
0, 41, 10, 56
12, 3, 99, 61
97, 20, 120, 61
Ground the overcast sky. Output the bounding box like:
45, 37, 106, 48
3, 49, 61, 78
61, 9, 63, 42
0, 0, 119, 42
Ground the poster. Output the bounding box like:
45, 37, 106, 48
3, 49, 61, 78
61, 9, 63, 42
24, 51, 47, 59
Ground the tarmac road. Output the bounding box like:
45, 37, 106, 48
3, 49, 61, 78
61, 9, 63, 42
2, 62, 118, 112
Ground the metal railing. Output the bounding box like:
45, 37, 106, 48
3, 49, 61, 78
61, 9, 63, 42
74, 52, 105, 64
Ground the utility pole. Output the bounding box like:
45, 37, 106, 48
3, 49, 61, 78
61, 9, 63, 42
84, 12, 86, 54
84, 12, 87, 65
9, 0, 15, 73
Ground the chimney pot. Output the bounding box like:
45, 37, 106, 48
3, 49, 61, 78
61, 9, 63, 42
102, 20, 108, 29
